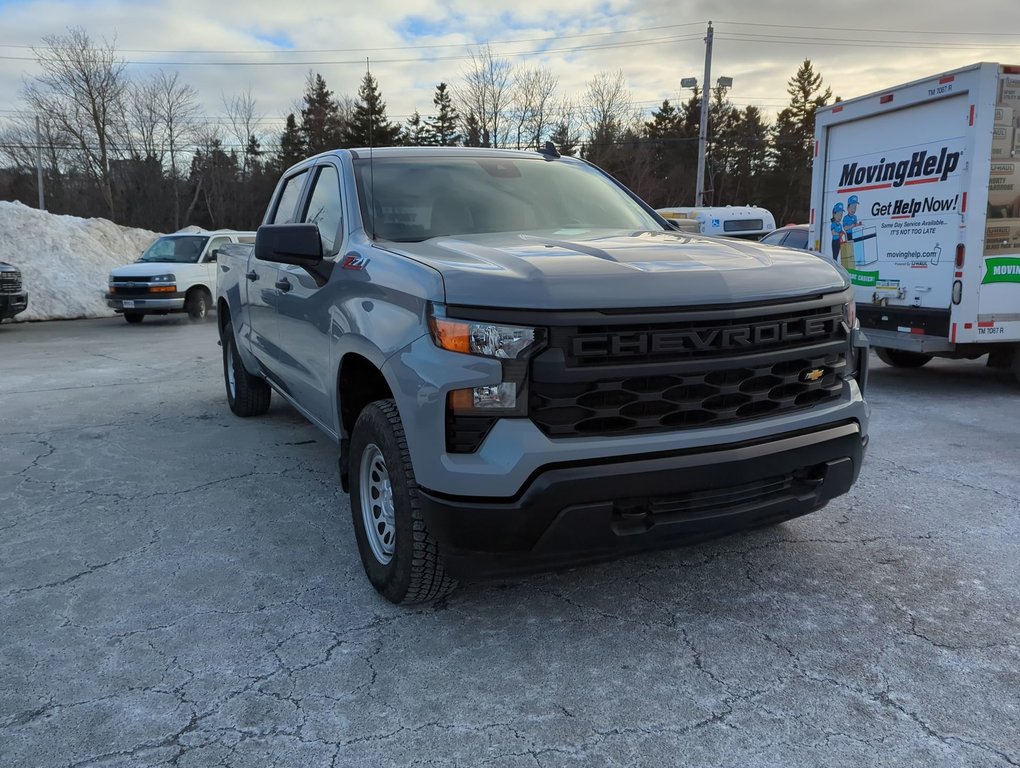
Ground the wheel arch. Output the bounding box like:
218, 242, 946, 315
337, 351, 397, 492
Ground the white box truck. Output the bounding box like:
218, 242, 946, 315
810, 62, 1020, 382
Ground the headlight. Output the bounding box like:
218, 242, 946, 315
150, 274, 176, 283
429, 304, 545, 421
428, 306, 539, 359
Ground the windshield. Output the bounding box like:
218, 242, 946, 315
353, 155, 663, 242
137, 235, 210, 264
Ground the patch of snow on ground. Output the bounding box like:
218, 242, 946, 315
0, 201, 163, 322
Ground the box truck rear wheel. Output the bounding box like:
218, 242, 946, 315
875, 347, 932, 368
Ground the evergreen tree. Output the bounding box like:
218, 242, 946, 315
402, 110, 428, 146
767, 59, 833, 223
244, 134, 262, 174
704, 85, 739, 205
462, 111, 482, 147
276, 113, 306, 172
424, 82, 461, 146
548, 120, 577, 156
345, 72, 401, 147
300, 73, 345, 155
643, 99, 690, 205
723, 106, 770, 205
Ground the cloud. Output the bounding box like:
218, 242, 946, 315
1, 0, 1019, 150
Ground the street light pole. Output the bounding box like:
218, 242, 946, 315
695, 21, 713, 207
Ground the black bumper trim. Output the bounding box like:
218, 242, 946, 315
418, 422, 865, 577
0, 292, 28, 319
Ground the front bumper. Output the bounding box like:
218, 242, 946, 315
106, 294, 185, 313
0, 292, 28, 319
419, 421, 866, 577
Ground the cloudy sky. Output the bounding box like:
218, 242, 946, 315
2, 0, 1020, 150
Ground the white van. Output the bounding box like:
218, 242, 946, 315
656, 206, 777, 239
106, 230, 255, 324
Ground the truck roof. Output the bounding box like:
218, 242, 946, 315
816, 61, 1016, 115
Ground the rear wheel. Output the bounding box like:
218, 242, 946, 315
349, 400, 456, 604
875, 347, 932, 368
186, 288, 211, 321
124, 313, 144, 324
222, 321, 271, 416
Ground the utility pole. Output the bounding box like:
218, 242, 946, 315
35, 116, 45, 211
695, 21, 713, 207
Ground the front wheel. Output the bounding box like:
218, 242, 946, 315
875, 347, 932, 368
124, 313, 144, 324
349, 400, 456, 604
222, 321, 271, 417
186, 289, 211, 321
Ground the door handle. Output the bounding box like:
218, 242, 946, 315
275, 279, 292, 292
245, 270, 259, 281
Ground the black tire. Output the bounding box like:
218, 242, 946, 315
875, 347, 932, 368
124, 313, 144, 324
222, 321, 271, 417
186, 288, 211, 321
349, 400, 457, 604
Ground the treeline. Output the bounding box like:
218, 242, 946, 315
0, 27, 834, 233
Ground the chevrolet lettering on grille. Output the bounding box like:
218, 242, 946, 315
571, 314, 840, 358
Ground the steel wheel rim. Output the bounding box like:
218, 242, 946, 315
360, 443, 395, 564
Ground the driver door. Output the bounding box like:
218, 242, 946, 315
275, 162, 345, 428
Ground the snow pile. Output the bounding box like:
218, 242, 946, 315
0, 201, 163, 321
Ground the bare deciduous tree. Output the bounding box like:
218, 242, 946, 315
154, 70, 199, 229
223, 86, 263, 176
459, 45, 514, 148
581, 70, 632, 165
511, 67, 558, 149
128, 76, 163, 163
22, 26, 128, 219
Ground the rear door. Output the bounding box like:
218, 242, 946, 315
821, 95, 968, 310
248, 169, 310, 368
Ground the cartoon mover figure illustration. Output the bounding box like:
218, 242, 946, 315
830, 202, 844, 261
840, 194, 860, 270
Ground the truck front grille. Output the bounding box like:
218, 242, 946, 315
529, 298, 849, 439
531, 352, 845, 437
0, 271, 22, 293
111, 285, 157, 296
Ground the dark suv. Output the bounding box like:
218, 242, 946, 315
0, 262, 28, 322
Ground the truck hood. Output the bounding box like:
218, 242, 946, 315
390, 229, 849, 309
110, 262, 194, 277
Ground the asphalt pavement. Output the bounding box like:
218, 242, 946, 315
1, 316, 1018, 767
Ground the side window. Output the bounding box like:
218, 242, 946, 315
270, 171, 309, 224
785, 229, 809, 250
205, 236, 231, 261
302, 165, 343, 257
760, 231, 786, 246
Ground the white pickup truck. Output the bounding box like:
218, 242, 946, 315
106, 230, 255, 324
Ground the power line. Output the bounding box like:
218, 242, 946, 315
0, 33, 705, 66
0, 22, 707, 54
716, 20, 1020, 37
716, 32, 1020, 50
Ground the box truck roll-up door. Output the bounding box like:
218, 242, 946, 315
821, 94, 967, 317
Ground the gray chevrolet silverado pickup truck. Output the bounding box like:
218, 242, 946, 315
216, 146, 870, 604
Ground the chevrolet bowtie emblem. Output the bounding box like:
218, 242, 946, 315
802, 368, 825, 382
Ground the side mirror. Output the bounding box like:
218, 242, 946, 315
255, 223, 323, 267
665, 220, 682, 231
